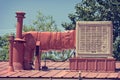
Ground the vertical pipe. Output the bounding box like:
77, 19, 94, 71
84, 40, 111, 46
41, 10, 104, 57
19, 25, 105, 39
35, 41, 41, 70
34, 46, 40, 70
16, 12, 25, 39
8, 35, 14, 72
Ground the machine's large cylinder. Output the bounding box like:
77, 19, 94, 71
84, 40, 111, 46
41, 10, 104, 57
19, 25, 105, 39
23, 30, 76, 51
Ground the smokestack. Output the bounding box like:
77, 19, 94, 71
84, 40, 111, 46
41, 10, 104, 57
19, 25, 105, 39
13, 11, 25, 70
16, 11, 25, 39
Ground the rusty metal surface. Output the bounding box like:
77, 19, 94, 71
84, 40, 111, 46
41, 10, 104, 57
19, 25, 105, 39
0, 61, 120, 79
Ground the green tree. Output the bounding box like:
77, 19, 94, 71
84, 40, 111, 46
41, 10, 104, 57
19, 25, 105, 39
23, 11, 60, 32
113, 36, 120, 60
62, 0, 120, 60
23, 25, 35, 32
0, 34, 9, 60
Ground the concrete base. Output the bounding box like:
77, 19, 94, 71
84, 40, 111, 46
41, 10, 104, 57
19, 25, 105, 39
69, 58, 115, 72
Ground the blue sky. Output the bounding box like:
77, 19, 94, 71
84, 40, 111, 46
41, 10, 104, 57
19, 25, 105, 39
0, 0, 81, 35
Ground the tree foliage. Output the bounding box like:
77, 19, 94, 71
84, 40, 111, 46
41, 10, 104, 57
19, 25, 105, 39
0, 34, 9, 60
23, 11, 60, 32
113, 36, 120, 60
23, 25, 35, 32
62, 0, 120, 60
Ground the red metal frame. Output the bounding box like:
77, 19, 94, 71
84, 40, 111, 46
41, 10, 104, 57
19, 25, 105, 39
70, 58, 115, 72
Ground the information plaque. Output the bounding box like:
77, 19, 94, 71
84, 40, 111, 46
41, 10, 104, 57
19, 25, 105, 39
76, 21, 113, 58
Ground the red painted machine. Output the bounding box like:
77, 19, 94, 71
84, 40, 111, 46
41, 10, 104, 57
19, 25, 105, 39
8, 12, 76, 71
